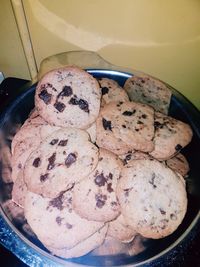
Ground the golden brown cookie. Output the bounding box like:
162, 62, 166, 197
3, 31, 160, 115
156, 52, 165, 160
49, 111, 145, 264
35, 66, 101, 129
117, 159, 187, 239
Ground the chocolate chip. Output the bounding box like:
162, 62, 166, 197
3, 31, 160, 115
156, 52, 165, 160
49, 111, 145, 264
47, 153, 56, 170
38, 89, 52, 104
48, 193, 64, 210
149, 173, 157, 188
159, 208, 166, 215
136, 82, 142, 87
117, 101, 123, 107
69, 96, 79, 105
122, 124, 126, 128
111, 201, 118, 206
122, 110, 136, 116
66, 223, 73, 229
55, 216, 63, 225
78, 99, 89, 113
69, 95, 89, 113
160, 219, 169, 229
65, 153, 77, 167
154, 121, 163, 129
175, 144, 182, 151
94, 173, 107, 187
124, 187, 133, 197
33, 157, 41, 168
101, 86, 109, 95
54, 102, 66, 112
125, 154, 132, 161
142, 94, 148, 100
86, 189, 91, 196
170, 213, 177, 220
50, 139, 59, 145
40, 173, 49, 182
58, 139, 68, 146
57, 86, 73, 98
18, 163, 22, 169
107, 173, 113, 180
142, 114, 147, 119
95, 194, 107, 208
137, 120, 143, 124
107, 183, 114, 193
102, 118, 112, 131
67, 196, 72, 204
45, 83, 53, 88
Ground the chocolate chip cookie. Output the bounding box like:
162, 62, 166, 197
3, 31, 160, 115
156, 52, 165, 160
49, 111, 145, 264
73, 149, 122, 222
24, 189, 104, 249
124, 74, 172, 114
150, 112, 193, 160
97, 101, 155, 153
11, 124, 60, 182
117, 159, 187, 239
35, 66, 101, 129
24, 128, 99, 198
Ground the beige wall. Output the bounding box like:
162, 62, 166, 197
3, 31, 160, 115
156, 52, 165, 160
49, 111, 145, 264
0, 0, 30, 79
1, 0, 200, 109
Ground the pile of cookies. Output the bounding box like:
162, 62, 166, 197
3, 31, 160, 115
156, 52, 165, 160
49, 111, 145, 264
10, 66, 193, 259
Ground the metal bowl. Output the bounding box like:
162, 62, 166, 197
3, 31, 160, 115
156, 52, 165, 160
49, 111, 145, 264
0, 68, 199, 267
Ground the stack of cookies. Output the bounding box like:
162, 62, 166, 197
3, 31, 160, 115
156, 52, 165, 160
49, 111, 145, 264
10, 66, 193, 259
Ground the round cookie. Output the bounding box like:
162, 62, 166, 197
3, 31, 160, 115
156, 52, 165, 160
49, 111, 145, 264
12, 170, 27, 208
166, 153, 189, 177
123, 73, 172, 115
98, 78, 129, 107
46, 224, 108, 259
107, 214, 137, 243
73, 149, 122, 222
35, 66, 101, 129
97, 101, 155, 152
24, 189, 104, 249
117, 159, 187, 239
24, 128, 99, 198
11, 124, 60, 182
150, 112, 193, 160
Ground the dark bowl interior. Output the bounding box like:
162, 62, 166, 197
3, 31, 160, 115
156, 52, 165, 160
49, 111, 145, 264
0, 69, 199, 266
